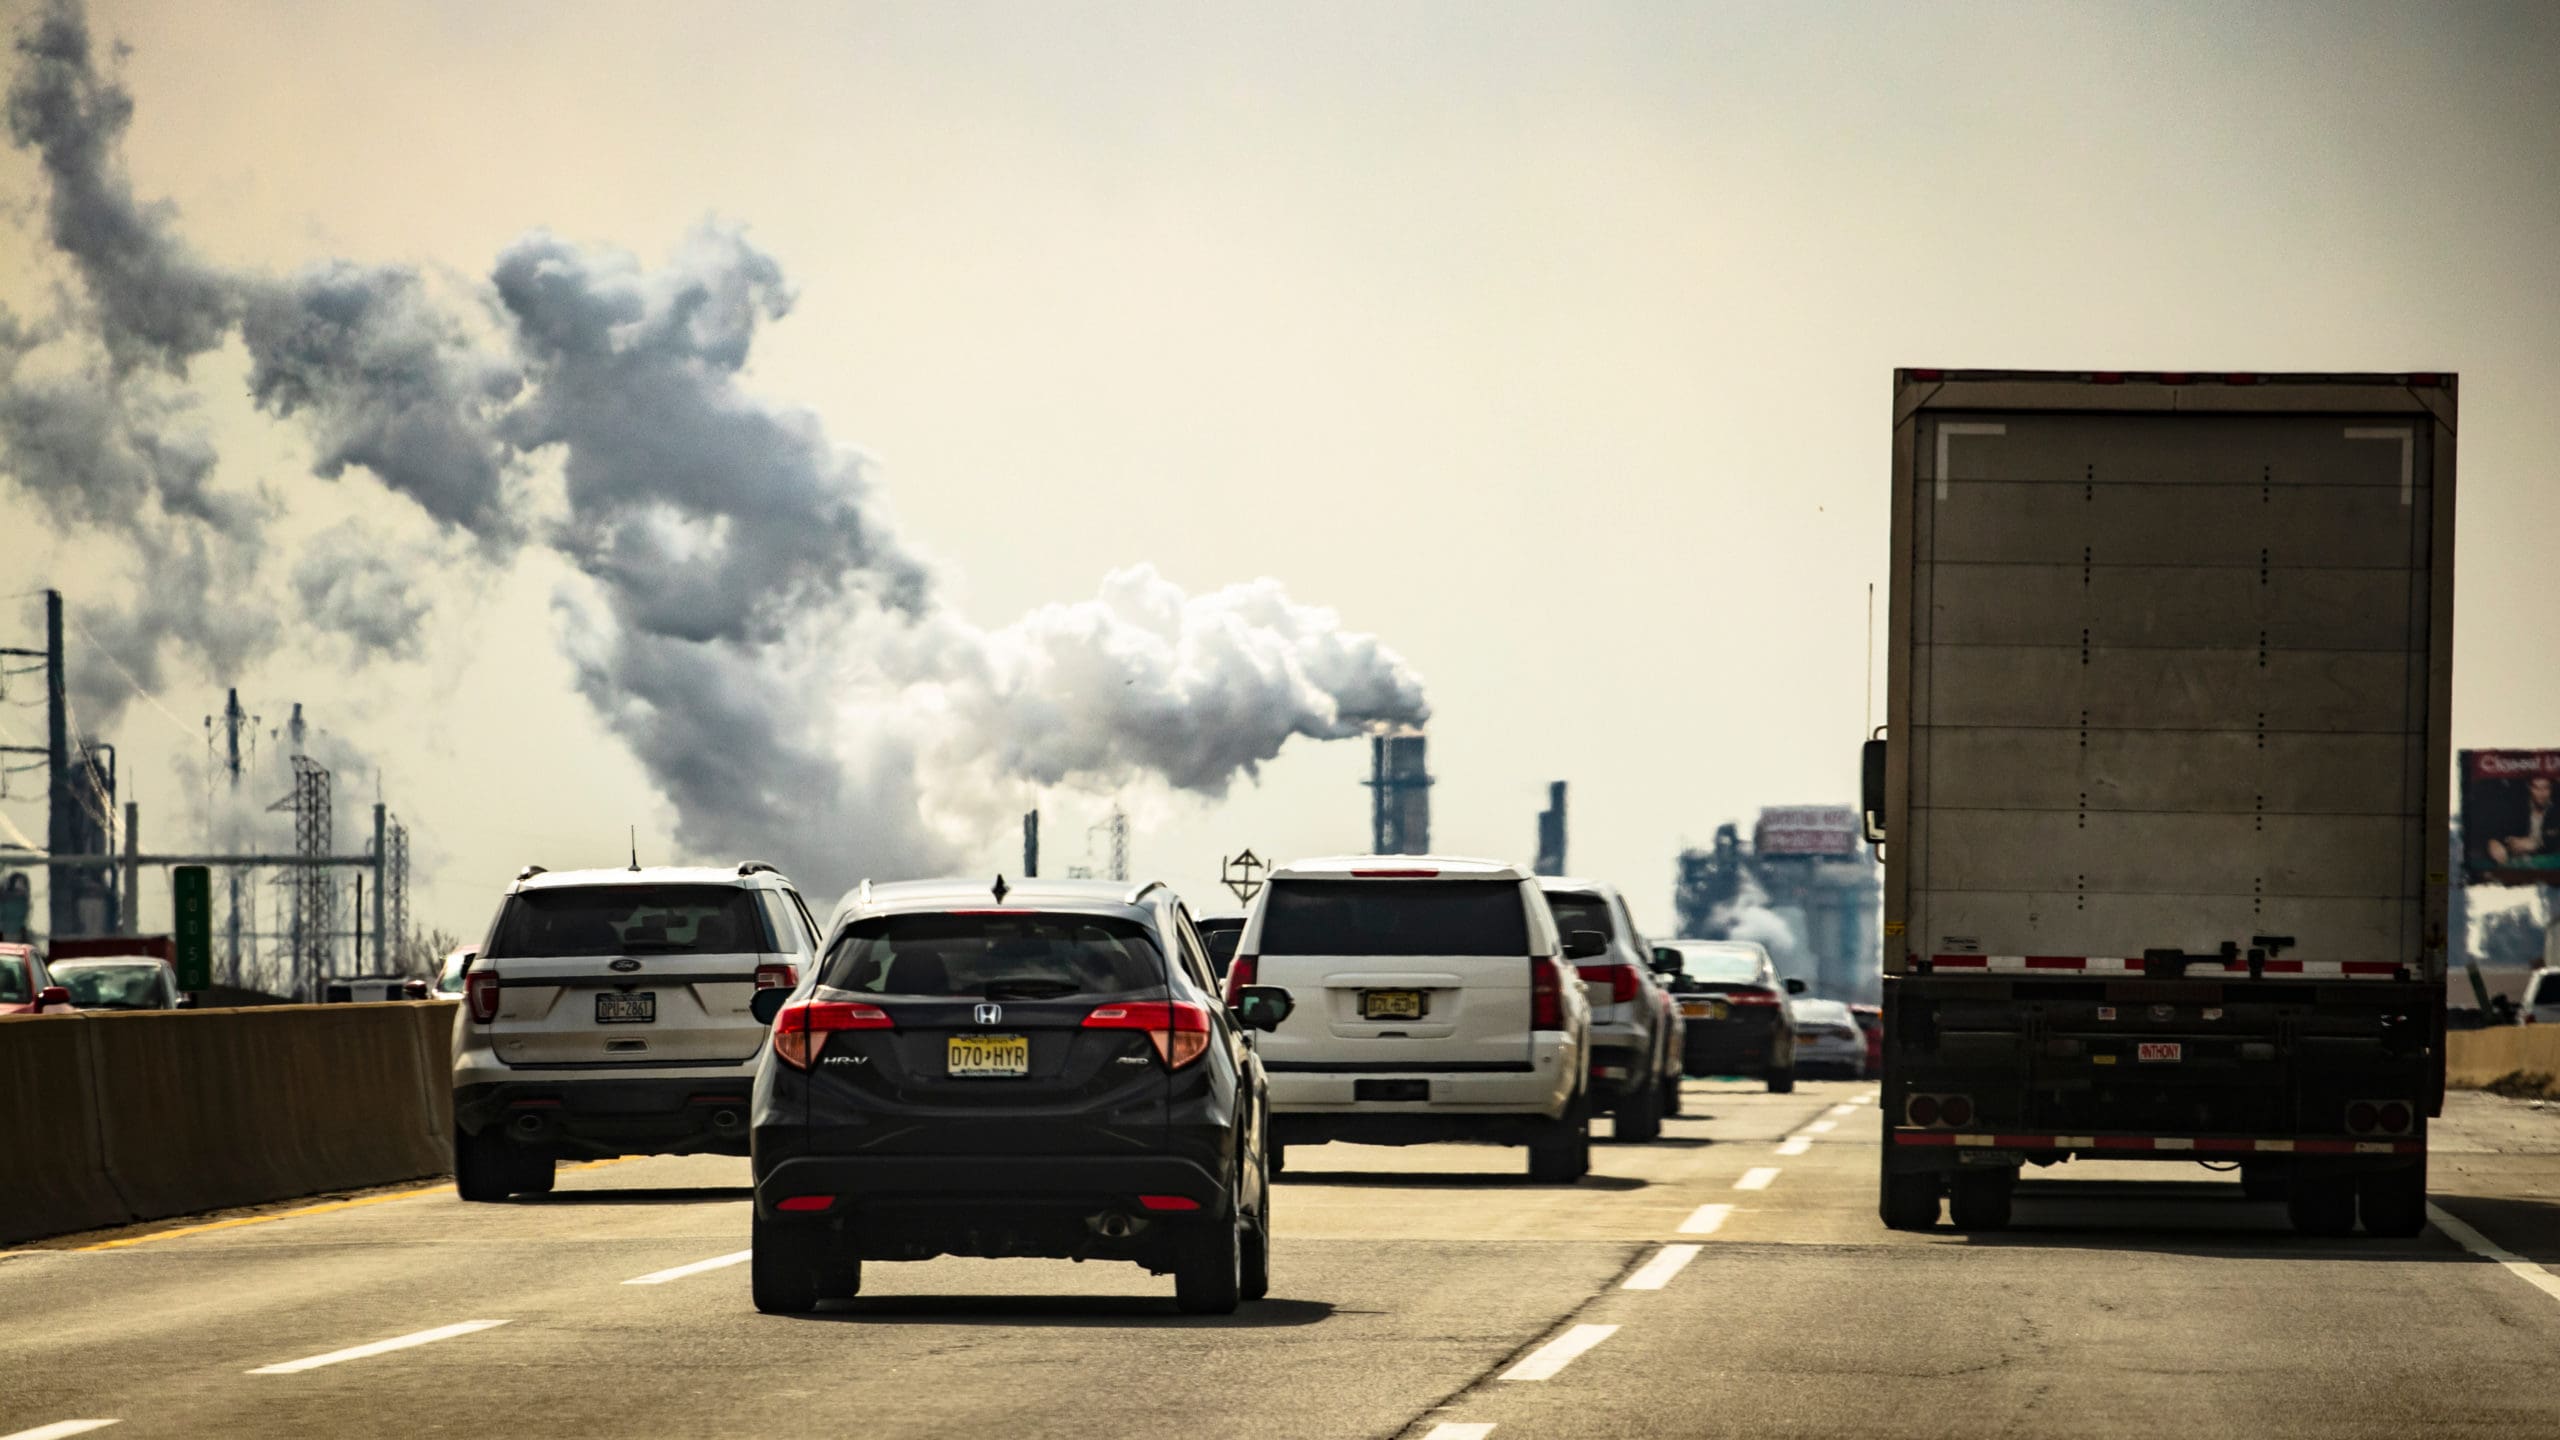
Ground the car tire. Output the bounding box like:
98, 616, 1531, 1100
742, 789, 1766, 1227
1880, 1164, 1941, 1231
2357, 1163, 2426, 1238
453, 1127, 518, 1203
1661, 1071, 1683, 1118
1948, 1170, 2014, 1231
2287, 1174, 2358, 1238
1174, 1212, 1244, 1315
1269, 1141, 1286, 1178
1528, 1096, 1590, 1183
513, 1152, 557, 1196
1240, 1165, 1272, 1304
1766, 1063, 1796, 1094
1615, 1071, 1663, 1143
751, 1212, 823, 1315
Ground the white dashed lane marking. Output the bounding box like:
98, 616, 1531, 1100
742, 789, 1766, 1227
2429, 1204, 2560, 1305
1623, 1244, 1702, 1290
1807, 1119, 1837, 1133
2, 1423, 121, 1440
1501, 1324, 1619, 1381
1829, 1103, 1856, 1116
1421, 1425, 1496, 1440
625, 1250, 752, 1285
1776, 1136, 1812, 1156
249, 1320, 509, 1375
1678, 1203, 1735, 1235
1735, 1167, 1780, 1191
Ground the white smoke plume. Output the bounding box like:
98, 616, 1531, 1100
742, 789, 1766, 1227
1704, 870, 1814, 979
0, 0, 1430, 895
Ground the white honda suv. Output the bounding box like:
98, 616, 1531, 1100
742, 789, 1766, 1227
450, 863, 825, 1201
1228, 856, 1595, 1182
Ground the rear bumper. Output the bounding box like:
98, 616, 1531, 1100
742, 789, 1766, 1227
754, 1153, 1230, 1223
452, 1079, 756, 1158
1266, 1033, 1577, 1116
1886, 1127, 2424, 1176
1683, 1020, 1783, 1074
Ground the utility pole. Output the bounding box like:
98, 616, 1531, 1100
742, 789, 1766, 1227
222, 687, 246, 984
371, 801, 386, 973
121, 801, 138, 934
44, 591, 68, 939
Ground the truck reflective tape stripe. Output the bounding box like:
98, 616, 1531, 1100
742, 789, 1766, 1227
1889, 1131, 2420, 1153
1926, 954, 2401, 979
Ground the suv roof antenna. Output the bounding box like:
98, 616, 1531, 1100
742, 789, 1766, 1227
629, 825, 640, 872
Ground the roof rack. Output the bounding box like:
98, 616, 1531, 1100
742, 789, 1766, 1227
516, 864, 547, 882
737, 861, 780, 877
1124, 879, 1166, 905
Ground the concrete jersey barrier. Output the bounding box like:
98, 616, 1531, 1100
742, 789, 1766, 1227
0, 1001, 457, 1247
2446, 1025, 2560, 1097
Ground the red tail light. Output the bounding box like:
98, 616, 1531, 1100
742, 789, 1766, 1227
754, 962, 798, 991
776, 1194, 835, 1213
1725, 990, 1780, 1007
2346, 1100, 2379, 1133
1939, 1094, 1974, 1128
1222, 954, 1258, 1007
771, 999, 894, 1070
1137, 1194, 1200, 1212
1531, 955, 1566, 1030
465, 969, 501, 1024
1907, 1093, 1941, 1126
1576, 963, 1643, 1005
1085, 1000, 1212, 1069
2377, 1100, 2412, 1134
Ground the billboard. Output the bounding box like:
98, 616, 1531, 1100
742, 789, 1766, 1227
1756, 805, 1861, 857
2462, 750, 2560, 886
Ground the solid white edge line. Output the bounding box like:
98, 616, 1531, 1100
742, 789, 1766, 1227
1777, 1136, 1812, 1156
2, 1423, 121, 1440
1421, 1425, 1496, 1440
2428, 1204, 2560, 1305
624, 1249, 754, 1285
1623, 1243, 1703, 1291
1735, 1167, 1780, 1191
1500, 1323, 1619, 1382
249, 1320, 509, 1375
1678, 1202, 1735, 1235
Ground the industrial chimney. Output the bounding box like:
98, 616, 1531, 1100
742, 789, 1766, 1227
1366, 728, 1432, 855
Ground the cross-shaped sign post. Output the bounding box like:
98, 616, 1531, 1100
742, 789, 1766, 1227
1221, 849, 1267, 907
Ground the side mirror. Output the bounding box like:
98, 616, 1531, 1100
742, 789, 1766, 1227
1235, 985, 1295, 1032
1563, 930, 1609, 962
34, 985, 71, 1013
401, 979, 430, 1000
1784, 978, 1808, 996
749, 988, 790, 1026
174, 994, 196, 1010
1861, 736, 1888, 844
1649, 952, 1683, 976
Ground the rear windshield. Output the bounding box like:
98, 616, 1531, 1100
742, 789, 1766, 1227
1258, 880, 1529, 957
485, 886, 776, 959
1543, 892, 1614, 941
0, 956, 25, 1003
1665, 948, 1764, 985
822, 913, 1166, 999
49, 961, 164, 1008
2536, 976, 2560, 1008
1199, 924, 1242, 968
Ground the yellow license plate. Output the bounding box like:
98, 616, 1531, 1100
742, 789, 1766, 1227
1681, 1000, 1727, 1020
947, 1034, 1030, 1077
1361, 990, 1425, 1020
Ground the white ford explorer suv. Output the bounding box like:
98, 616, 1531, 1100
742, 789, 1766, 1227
1227, 856, 1595, 1182
450, 862, 825, 1201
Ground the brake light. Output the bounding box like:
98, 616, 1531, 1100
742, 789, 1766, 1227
1907, 1093, 1941, 1126
1222, 954, 1258, 1008
1351, 868, 1439, 878
2346, 1100, 2379, 1133
1137, 1194, 1200, 1212
1576, 963, 1643, 1005
1725, 990, 1780, 1007
1531, 955, 1565, 1030
2377, 1100, 2412, 1134
771, 999, 894, 1070
754, 962, 797, 991
1085, 1000, 1212, 1069
1939, 1094, 1974, 1128
776, 1194, 835, 1213
465, 969, 501, 1024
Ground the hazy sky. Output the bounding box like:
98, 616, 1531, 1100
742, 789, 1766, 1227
4, 0, 2557, 945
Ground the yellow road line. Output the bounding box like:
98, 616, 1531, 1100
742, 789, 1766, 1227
74, 1158, 634, 1251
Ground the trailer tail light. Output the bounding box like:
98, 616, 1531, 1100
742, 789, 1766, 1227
1907, 1093, 1940, 1127
771, 999, 894, 1070
754, 962, 798, 991
1531, 956, 1567, 1030
1085, 1000, 1212, 1069
2346, 1099, 2413, 1136
2377, 1101, 2412, 1134
1905, 1092, 1973, 1128
1577, 963, 1643, 1005
1222, 954, 1258, 1008
465, 969, 501, 1024
1939, 1094, 1975, 1128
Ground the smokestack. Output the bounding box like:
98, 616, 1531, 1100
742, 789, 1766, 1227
1366, 728, 1432, 855
1022, 810, 1039, 879
1536, 781, 1567, 876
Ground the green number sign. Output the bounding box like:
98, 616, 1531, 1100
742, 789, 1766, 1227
172, 864, 212, 992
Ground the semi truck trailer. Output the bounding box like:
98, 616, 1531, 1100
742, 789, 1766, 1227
1863, 369, 2454, 1237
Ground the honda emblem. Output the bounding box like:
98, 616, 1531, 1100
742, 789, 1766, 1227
975, 1002, 1003, 1026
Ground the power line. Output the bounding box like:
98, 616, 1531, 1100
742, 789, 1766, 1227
64, 609, 200, 746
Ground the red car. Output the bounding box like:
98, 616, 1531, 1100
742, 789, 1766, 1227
0, 942, 75, 1015
1850, 1003, 1884, 1076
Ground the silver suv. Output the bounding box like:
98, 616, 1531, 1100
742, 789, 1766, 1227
450, 863, 824, 1201
1537, 878, 1684, 1142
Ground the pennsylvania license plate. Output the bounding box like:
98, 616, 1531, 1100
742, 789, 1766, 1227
947, 1034, 1030, 1077
596, 992, 655, 1024
2137, 1041, 2183, 1063
1361, 990, 1425, 1021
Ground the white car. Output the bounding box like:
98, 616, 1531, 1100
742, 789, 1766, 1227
1786, 996, 1869, 1079
449, 862, 825, 1200
2525, 967, 2560, 1025
46, 955, 187, 1011
1538, 877, 1684, 1141
1230, 855, 1595, 1181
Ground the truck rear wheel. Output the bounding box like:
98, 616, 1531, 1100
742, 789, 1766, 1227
2358, 1163, 2426, 1238
1880, 1165, 1941, 1230
1948, 1170, 2014, 1231
2287, 1174, 2358, 1238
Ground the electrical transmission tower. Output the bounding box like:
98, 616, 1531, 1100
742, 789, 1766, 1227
269, 755, 334, 999
387, 818, 409, 969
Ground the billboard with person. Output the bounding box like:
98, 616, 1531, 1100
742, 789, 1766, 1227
2461, 749, 2560, 885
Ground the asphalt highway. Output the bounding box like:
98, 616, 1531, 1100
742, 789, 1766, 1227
7, 1081, 2560, 1439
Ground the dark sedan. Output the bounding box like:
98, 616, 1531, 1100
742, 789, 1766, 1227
1652, 939, 1806, 1093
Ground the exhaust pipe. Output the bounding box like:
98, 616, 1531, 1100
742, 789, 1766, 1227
710, 1109, 742, 1132
512, 1112, 549, 1137
1091, 1211, 1138, 1239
